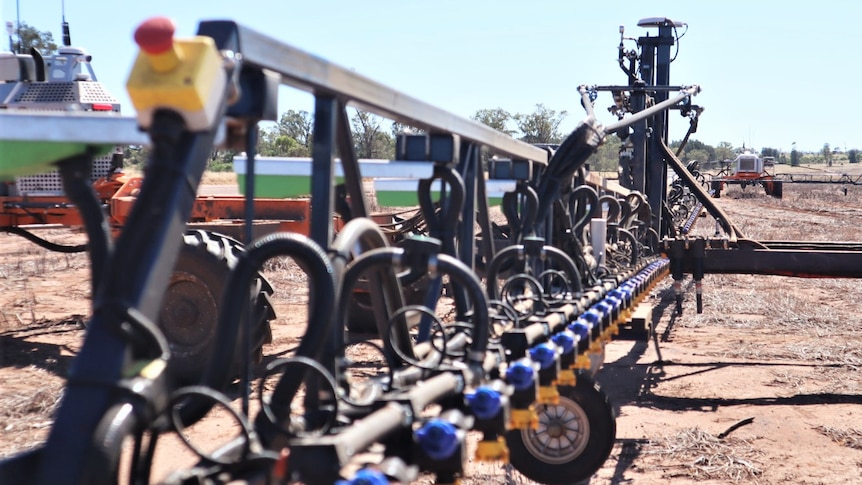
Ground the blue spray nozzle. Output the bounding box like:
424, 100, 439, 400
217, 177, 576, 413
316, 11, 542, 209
467, 387, 503, 420
552, 331, 576, 354
415, 419, 459, 461
335, 469, 389, 485
529, 342, 558, 369
505, 360, 536, 390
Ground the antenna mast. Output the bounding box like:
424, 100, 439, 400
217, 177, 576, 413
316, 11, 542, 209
61, 0, 71, 46
16, 0, 21, 52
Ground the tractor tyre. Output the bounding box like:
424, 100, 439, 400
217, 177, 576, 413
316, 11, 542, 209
158, 230, 275, 386
772, 180, 783, 199
710, 180, 722, 198
507, 372, 616, 484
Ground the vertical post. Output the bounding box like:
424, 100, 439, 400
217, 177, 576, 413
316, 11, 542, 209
458, 142, 477, 272
240, 122, 258, 417
692, 237, 706, 314
628, 84, 647, 194
647, 22, 676, 237
454, 142, 477, 319
310, 95, 338, 248
335, 102, 369, 219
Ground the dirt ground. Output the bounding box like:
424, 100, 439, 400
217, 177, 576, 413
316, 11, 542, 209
1, 180, 862, 484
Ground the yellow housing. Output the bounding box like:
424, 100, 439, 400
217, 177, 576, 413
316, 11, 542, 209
126, 35, 223, 121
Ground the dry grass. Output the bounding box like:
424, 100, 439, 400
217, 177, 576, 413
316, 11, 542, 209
815, 426, 862, 450
0, 367, 63, 455
643, 427, 763, 482
200, 171, 237, 185
121, 168, 237, 186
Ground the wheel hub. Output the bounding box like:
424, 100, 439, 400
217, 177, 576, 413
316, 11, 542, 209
522, 396, 590, 465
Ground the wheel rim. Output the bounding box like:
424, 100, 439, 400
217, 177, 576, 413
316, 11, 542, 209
521, 395, 590, 464
158, 271, 217, 353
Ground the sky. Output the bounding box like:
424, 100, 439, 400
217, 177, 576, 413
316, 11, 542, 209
2, 0, 859, 153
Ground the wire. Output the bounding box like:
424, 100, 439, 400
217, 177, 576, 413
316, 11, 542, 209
670, 23, 688, 63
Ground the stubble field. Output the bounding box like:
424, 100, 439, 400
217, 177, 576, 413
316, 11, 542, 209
1, 177, 861, 484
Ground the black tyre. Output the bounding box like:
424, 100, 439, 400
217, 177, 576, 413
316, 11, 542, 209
158, 230, 275, 385
711, 180, 722, 198
507, 373, 616, 484
772, 180, 783, 199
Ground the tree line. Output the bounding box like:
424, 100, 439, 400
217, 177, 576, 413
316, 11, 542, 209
117, 106, 862, 171
13, 23, 860, 170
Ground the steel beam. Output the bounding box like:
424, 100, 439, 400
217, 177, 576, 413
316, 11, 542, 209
196, 21, 547, 166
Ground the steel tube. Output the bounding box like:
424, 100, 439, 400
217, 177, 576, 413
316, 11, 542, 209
196, 21, 548, 165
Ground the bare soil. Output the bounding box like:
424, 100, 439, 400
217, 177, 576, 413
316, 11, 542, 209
2, 182, 862, 484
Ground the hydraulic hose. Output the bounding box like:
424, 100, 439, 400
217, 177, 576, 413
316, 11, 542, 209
58, 153, 113, 298
337, 246, 490, 381
486, 243, 583, 301
329, 218, 409, 363
2, 226, 87, 253
180, 232, 336, 427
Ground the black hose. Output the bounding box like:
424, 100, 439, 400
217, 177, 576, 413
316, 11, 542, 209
535, 118, 605, 228
58, 153, 113, 298
337, 246, 490, 379
2, 226, 87, 253
329, 218, 408, 366
179, 232, 335, 427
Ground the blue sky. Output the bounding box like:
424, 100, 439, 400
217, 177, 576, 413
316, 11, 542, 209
2, 0, 858, 153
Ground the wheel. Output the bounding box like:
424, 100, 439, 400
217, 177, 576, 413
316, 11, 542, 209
710, 180, 722, 198
346, 277, 426, 334
158, 230, 275, 385
772, 180, 783, 198
507, 373, 616, 484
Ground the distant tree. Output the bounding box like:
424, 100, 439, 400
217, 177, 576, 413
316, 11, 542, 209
12, 22, 57, 55
760, 147, 780, 159
790, 143, 800, 167
256, 110, 314, 157
587, 134, 621, 172
822, 143, 832, 167
684, 148, 710, 164
208, 150, 236, 172
514, 104, 567, 144
278, 110, 314, 153
123, 146, 149, 166
472, 108, 515, 136
681, 139, 715, 161
849, 149, 858, 164
351, 109, 393, 159
257, 132, 304, 157
715, 141, 736, 162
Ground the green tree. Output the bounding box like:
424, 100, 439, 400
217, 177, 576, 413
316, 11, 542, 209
351, 109, 393, 159
682, 139, 715, 161
822, 143, 832, 167
208, 150, 236, 171
258, 132, 304, 157
849, 149, 858, 164
123, 146, 149, 167
278, 110, 314, 154
514, 104, 567, 144
684, 148, 710, 164
12, 22, 57, 55
760, 147, 780, 159
256, 110, 314, 157
472, 108, 515, 136
715, 141, 736, 162
790, 143, 799, 167
587, 134, 621, 172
